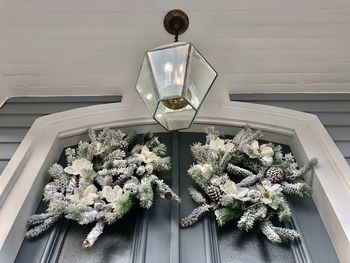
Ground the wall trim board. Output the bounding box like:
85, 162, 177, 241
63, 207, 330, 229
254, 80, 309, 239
0, 75, 10, 108
0, 82, 124, 109
230, 92, 350, 101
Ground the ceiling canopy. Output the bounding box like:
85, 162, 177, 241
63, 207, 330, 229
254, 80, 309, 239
0, 0, 350, 104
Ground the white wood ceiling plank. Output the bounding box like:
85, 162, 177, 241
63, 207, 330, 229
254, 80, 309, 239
5, 0, 350, 12
221, 73, 350, 85
1, 24, 350, 40
1, 50, 350, 66
4, 62, 350, 76
9, 85, 124, 97
1, 0, 350, 95
5, 73, 350, 88
1, 10, 350, 27
7, 82, 350, 95
1, 38, 350, 53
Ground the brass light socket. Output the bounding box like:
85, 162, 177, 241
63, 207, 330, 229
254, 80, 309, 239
162, 97, 189, 110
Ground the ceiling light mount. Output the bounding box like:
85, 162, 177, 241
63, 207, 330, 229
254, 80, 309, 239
163, 9, 189, 42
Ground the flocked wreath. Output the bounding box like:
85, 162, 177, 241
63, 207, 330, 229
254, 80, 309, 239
26, 128, 180, 248
180, 126, 317, 243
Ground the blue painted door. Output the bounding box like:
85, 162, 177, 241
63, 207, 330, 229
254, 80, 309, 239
15, 132, 338, 263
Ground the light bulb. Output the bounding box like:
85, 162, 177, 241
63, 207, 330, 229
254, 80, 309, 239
164, 62, 173, 72
178, 64, 184, 73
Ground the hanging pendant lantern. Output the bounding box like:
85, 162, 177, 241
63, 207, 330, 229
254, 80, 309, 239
135, 10, 217, 131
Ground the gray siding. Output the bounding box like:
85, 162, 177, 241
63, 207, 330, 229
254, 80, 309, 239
0, 96, 121, 175
230, 93, 350, 165
1, 94, 348, 174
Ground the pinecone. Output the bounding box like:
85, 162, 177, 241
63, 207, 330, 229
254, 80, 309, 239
54, 179, 69, 193
207, 185, 223, 202
66, 175, 80, 195
266, 166, 284, 183
164, 192, 173, 200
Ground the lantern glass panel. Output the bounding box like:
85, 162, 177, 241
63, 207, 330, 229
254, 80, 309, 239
154, 101, 196, 130
147, 43, 189, 100
135, 41, 217, 131
136, 55, 159, 113
182, 45, 217, 110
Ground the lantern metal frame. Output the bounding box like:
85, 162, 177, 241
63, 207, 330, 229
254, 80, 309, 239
141, 42, 217, 130
135, 9, 218, 131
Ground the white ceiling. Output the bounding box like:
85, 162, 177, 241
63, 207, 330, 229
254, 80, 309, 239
1, 0, 350, 104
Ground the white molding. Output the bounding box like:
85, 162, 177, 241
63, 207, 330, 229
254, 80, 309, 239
0, 93, 349, 263
8, 85, 122, 99
0, 85, 123, 108
0, 92, 7, 108
0, 74, 10, 108
0, 71, 123, 108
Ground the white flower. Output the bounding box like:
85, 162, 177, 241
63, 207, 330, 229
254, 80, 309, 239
95, 142, 106, 155
209, 138, 235, 153
199, 163, 213, 174
64, 158, 93, 175
193, 163, 213, 180
257, 183, 282, 209
249, 140, 274, 159
69, 185, 99, 206
209, 138, 226, 152
220, 180, 249, 201
136, 146, 160, 164
102, 185, 123, 203
225, 142, 235, 152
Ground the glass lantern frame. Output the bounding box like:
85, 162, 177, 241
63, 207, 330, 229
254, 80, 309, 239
135, 42, 218, 131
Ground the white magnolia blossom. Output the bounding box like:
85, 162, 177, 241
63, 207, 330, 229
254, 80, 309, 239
209, 138, 225, 152
69, 185, 99, 206
209, 138, 235, 153
136, 146, 160, 164
102, 185, 123, 203
220, 180, 250, 201
249, 140, 274, 159
94, 142, 106, 155
257, 183, 282, 209
64, 158, 94, 175
196, 163, 213, 180
225, 142, 235, 152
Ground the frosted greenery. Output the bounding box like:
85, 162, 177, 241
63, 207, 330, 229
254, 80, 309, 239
26, 128, 180, 248
180, 126, 317, 244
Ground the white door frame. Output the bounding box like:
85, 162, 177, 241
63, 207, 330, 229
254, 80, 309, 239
0, 93, 349, 263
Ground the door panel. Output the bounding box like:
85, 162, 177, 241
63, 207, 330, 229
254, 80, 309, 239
15, 132, 339, 263
178, 132, 220, 263
217, 224, 294, 263
58, 213, 137, 263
